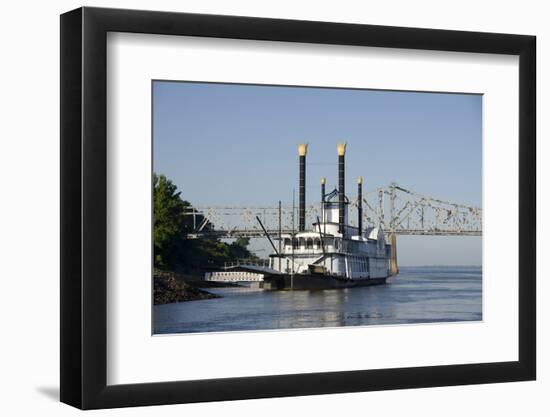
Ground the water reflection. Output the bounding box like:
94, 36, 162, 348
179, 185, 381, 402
154, 266, 482, 334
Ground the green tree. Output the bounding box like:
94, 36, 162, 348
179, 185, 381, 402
153, 174, 189, 268
153, 173, 256, 272
228, 237, 256, 259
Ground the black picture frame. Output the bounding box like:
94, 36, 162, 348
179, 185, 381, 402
60, 6, 536, 410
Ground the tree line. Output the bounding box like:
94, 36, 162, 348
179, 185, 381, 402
153, 174, 256, 272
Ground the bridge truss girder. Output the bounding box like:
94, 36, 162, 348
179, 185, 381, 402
184, 183, 482, 239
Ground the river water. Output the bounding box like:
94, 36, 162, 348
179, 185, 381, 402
153, 266, 482, 334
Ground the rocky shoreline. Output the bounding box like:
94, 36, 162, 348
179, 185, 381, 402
153, 269, 221, 305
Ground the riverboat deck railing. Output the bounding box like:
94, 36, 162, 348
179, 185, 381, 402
223, 259, 272, 269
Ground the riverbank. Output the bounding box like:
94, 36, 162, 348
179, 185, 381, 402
153, 269, 221, 304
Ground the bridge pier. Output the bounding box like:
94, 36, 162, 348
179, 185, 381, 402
389, 232, 399, 276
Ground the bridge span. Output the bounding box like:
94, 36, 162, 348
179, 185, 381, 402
184, 183, 482, 239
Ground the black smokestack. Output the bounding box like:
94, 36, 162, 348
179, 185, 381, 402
298, 144, 308, 232
321, 177, 326, 223
357, 177, 363, 236
337, 143, 346, 237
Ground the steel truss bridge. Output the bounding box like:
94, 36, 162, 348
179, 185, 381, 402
184, 183, 482, 239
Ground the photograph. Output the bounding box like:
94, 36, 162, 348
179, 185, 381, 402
51, 3, 537, 412
152, 80, 483, 335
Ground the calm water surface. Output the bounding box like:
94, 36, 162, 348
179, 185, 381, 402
154, 266, 482, 334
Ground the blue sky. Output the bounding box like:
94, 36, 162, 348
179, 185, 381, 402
153, 81, 482, 266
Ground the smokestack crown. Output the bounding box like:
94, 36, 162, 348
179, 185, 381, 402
298, 143, 308, 156
337, 143, 347, 156
358, 176, 363, 185
320, 177, 326, 185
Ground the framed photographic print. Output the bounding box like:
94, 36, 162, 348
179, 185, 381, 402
60, 6, 536, 409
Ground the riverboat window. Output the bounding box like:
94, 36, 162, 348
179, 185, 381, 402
292, 238, 299, 249
298, 237, 305, 248
284, 238, 291, 247
314, 238, 321, 248
306, 238, 313, 249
